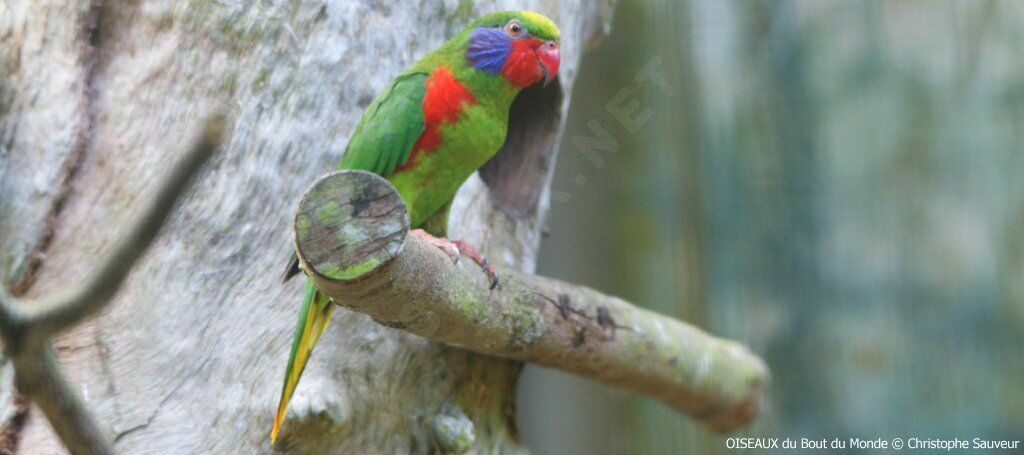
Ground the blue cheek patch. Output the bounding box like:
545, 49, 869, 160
466, 26, 511, 74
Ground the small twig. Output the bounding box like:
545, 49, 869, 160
293, 170, 769, 432
0, 290, 23, 348
0, 115, 226, 454
12, 347, 113, 454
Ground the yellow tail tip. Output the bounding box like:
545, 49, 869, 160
270, 411, 284, 444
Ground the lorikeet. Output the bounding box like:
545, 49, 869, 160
271, 11, 561, 443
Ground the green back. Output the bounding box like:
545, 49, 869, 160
339, 72, 428, 175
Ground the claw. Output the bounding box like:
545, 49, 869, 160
487, 268, 499, 290
452, 240, 500, 290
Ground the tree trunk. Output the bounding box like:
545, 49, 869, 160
0, 1, 613, 453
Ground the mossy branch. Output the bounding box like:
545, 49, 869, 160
294, 170, 770, 432
0, 116, 225, 454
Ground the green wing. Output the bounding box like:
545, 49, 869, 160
339, 71, 428, 175
283, 71, 427, 283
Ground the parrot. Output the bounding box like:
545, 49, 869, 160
271, 10, 561, 443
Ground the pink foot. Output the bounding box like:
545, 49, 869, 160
410, 229, 460, 263
409, 230, 499, 289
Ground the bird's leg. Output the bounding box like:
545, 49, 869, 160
451, 239, 499, 290
410, 229, 461, 263
408, 229, 499, 289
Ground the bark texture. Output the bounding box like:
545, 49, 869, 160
0, 1, 614, 453
296, 171, 768, 433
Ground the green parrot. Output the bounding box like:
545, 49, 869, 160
271, 11, 561, 442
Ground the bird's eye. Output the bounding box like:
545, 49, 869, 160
505, 20, 525, 38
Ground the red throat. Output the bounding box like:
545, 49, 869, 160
395, 67, 476, 173
502, 39, 547, 88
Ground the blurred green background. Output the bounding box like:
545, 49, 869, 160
517, 0, 1024, 453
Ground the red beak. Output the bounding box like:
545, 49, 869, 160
536, 41, 560, 86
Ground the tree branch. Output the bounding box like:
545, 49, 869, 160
0, 115, 226, 454
294, 171, 769, 433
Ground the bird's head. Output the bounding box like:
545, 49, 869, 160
465, 11, 561, 88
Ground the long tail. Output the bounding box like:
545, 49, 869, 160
271, 280, 335, 443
